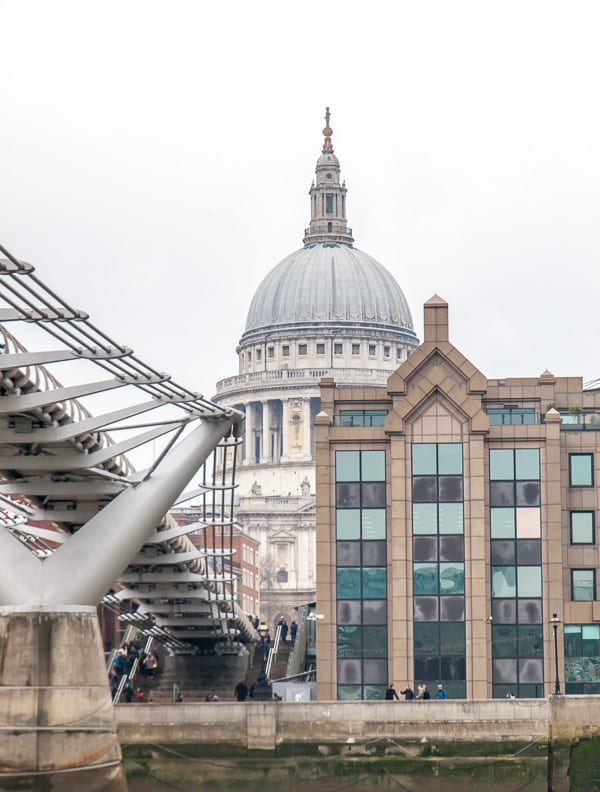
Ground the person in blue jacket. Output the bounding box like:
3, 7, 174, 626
436, 684, 447, 699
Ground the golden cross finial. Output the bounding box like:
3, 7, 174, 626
322, 107, 333, 153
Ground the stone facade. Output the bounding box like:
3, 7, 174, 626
316, 295, 600, 701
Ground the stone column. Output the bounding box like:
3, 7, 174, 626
303, 398, 312, 460
243, 402, 254, 464
0, 606, 127, 791
281, 399, 289, 461
261, 401, 270, 463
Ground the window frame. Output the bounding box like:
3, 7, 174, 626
571, 568, 596, 601
570, 511, 596, 545
569, 453, 594, 487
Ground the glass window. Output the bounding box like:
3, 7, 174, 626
337, 567, 361, 599
490, 481, 515, 507
298, 343, 307, 355
362, 626, 387, 658
414, 596, 439, 621
571, 512, 595, 544
336, 509, 360, 539
413, 503, 438, 534
282, 345, 289, 357
413, 536, 437, 562
326, 194, 334, 213
516, 539, 542, 564
362, 541, 386, 566
414, 622, 439, 655
516, 507, 540, 538
439, 476, 463, 502
572, 569, 595, 601
412, 444, 437, 475
515, 449, 540, 480
492, 599, 517, 624
368, 344, 376, 356
582, 624, 600, 656
337, 600, 361, 625
337, 626, 362, 658
439, 535, 464, 561
413, 476, 437, 502
440, 622, 465, 654
439, 562, 465, 595
491, 508, 515, 539
517, 599, 542, 624
361, 482, 386, 508
414, 563, 438, 595
361, 510, 386, 539
337, 541, 361, 566
362, 567, 386, 598
267, 346, 274, 358
517, 566, 541, 598
337, 659, 361, 684
492, 566, 517, 598
564, 624, 583, 657
383, 346, 390, 358
336, 482, 360, 507
518, 625, 543, 656
491, 541, 515, 565
361, 451, 385, 481
516, 481, 540, 506
492, 625, 517, 657
336, 451, 360, 481
362, 599, 387, 624
351, 343, 360, 355
316, 343, 325, 355
570, 454, 594, 487
492, 658, 517, 684
440, 596, 465, 621
438, 443, 463, 475
490, 450, 515, 480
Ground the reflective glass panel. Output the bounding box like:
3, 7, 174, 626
439, 562, 465, 595
337, 659, 362, 684
439, 535, 464, 562
441, 656, 466, 681
439, 476, 463, 502
571, 512, 594, 544
413, 503, 438, 534
364, 684, 386, 700
516, 539, 541, 565
517, 567, 541, 597
413, 476, 437, 502
492, 566, 516, 597
440, 596, 465, 621
337, 626, 362, 658
516, 481, 540, 506
515, 449, 540, 480
413, 536, 437, 562
492, 599, 517, 624
362, 567, 386, 599
414, 622, 439, 656
438, 502, 464, 534
412, 443, 437, 475
440, 622, 465, 654
438, 443, 463, 475
414, 657, 440, 681
492, 625, 517, 657
491, 540, 516, 565
361, 450, 386, 481
336, 482, 360, 508
414, 596, 439, 621
363, 658, 388, 684
336, 451, 360, 481
572, 570, 595, 601
336, 509, 360, 540
564, 625, 582, 657
518, 625, 543, 656
516, 508, 540, 538
490, 449, 515, 480
336, 567, 361, 599
361, 482, 386, 508
362, 625, 387, 658
491, 508, 515, 539
490, 482, 515, 507
570, 454, 593, 487
362, 600, 387, 625
337, 685, 362, 700
493, 658, 518, 684
362, 541, 386, 566
362, 509, 386, 539
337, 600, 361, 625
414, 563, 438, 595
517, 600, 542, 624
519, 658, 543, 683
337, 541, 360, 566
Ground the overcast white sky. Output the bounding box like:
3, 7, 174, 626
2, 1, 600, 398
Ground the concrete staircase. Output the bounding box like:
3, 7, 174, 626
135, 653, 249, 703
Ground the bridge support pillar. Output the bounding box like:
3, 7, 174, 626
0, 606, 127, 791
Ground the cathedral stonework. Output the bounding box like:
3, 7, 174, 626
214, 109, 419, 624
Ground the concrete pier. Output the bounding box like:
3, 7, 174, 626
0, 607, 127, 791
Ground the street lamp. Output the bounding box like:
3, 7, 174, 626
550, 613, 561, 695
252, 621, 273, 701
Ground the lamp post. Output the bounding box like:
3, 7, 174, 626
252, 621, 273, 701
550, 613, 561, 695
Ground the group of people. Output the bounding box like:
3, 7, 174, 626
386, 683, 448, 700
108, 639, 160, 702
276, 616, 298, 646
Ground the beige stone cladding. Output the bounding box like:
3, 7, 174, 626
316, 296, 600, 701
